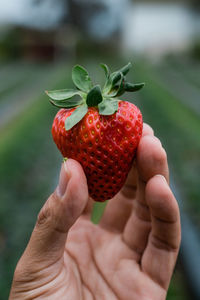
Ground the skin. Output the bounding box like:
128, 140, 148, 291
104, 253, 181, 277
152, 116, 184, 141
9, 124, 181, 300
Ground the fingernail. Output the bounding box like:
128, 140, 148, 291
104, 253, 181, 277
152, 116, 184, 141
57, 160, 70, 197
156, 174, 166, 183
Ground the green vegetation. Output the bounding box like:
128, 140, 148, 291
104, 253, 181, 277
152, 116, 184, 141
167, 265, 188, 300
0, 66, 70, 298
1, 57, 199, 299
0, 28, 21, 61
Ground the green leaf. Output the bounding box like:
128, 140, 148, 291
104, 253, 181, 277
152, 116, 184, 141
115, 79, 125, 97
102, 63, 129, 94
65, 104, 88, 130
110, 71, 123, 86
108, 72, 124, 97
86, 85, 103, 107
118, 62, 132, 76
100, 63, 110, 78
103, 69, 123, 95
98, 99, 119, 115
50, 97, 84, 108
104, 62, 132, 93
72, 65, 93, 92
101, 63, 111, 93
102, 77, 113, 94
45, 89, 81, 100
109, 62, 132, 86
125, 82, 145, 92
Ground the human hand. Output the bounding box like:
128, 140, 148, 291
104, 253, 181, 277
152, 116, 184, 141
9, 124, 181, 300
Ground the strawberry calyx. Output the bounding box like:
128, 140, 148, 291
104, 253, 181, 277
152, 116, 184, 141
46, 62, 145, 130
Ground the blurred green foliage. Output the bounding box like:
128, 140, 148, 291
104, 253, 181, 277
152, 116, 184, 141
0, 65, 69, 298
191, 39, 200, 61
0, 28, 22, 61
0, 55, 199, 299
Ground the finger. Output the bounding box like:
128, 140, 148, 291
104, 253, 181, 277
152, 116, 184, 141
137, 135, 169, 184
82, 196, 94, 217
19, 159, 89, 268
141, 175, 181, 290
100, 165, 137, 232
142, 122, 154, 136
123, 135, 169, 261
100, 123, 154, 232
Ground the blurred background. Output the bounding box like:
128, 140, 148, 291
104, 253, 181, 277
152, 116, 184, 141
0, 0, 200, 299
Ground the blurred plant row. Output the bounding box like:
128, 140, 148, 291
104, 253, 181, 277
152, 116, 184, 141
1, 24, 200, 63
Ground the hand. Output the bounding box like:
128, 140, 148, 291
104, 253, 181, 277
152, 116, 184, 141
9, 124, 181, 300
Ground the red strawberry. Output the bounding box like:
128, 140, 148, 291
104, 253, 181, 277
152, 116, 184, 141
46, 63, 144, 202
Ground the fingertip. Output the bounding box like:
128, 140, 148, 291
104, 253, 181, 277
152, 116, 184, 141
142, 123, 154, 136
57, 162, 71, 198
139, 134, 162, 150
55, 158, 89, 226
65, 159, 88, 195
56, 158, 85, 198
145, 175, 179, 223
65, 158, 87, 183
137, 135, 168, 182
146, 174, 168, 199
63, 158, 89, 217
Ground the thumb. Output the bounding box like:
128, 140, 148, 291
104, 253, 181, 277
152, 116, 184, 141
22, 159, 89, 266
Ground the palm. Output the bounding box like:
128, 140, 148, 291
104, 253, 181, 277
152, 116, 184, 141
62, 216, 165, 300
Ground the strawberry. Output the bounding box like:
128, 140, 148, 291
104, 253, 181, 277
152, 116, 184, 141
46, 63, 144, 202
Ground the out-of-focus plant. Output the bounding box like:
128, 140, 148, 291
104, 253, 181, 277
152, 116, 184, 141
0, 28, 21, 61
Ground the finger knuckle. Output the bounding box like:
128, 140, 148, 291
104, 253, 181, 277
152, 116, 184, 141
36, 193, 56, 227
152, 144, 167, 166
13, 260, 29, 283
37, 205, 50, 227
36, 193, 68, 233
158, 147, 167, 165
